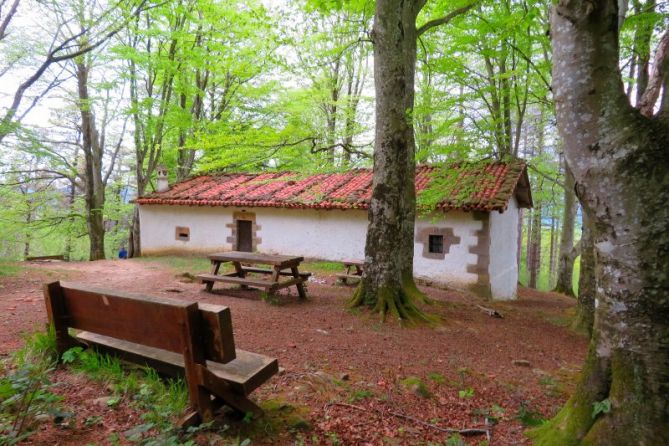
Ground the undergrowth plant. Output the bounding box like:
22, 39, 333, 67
2, 328, 252, 445
0, 327, 60, 445
62, 346, 196, 444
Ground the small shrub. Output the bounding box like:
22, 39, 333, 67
400, 376, 431, 398
427, 372, 445, 384
472, 404, 505, 424
458, 387, 475, 399
516, 401, 545, 427
261, 292, 281, 305
445, 433, 465, 446
348, 389, 373, 402
456, 367, 471, 386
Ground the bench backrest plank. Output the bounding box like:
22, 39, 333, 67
48, 282, 235, 363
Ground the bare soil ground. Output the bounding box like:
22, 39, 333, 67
0, 258, 588, 445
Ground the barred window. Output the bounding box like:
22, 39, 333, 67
428, 234, 444, 254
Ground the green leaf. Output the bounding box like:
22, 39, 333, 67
61, 347, 84, 364
592, 399, 611, 419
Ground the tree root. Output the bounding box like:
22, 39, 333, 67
347, 278, 437, 325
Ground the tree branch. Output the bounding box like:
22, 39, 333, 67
638, 24, 669, 116
0, 0, 20, 41
417, 3, 477, 37
0, 0, 150, 143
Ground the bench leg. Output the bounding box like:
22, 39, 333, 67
198, 366, 264, 418
44, 282, 80, 355
291, 267, 307, 299
206, 261, 222, 292
233, 262, 249, 289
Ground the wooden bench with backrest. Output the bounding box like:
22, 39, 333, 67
44, 281, 278, 425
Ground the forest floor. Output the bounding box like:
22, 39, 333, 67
0, 257, 588, 445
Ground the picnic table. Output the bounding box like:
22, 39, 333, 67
197, 251, 309, 299
337, 259, 364, 285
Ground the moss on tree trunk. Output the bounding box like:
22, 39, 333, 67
534, 0, 669, 443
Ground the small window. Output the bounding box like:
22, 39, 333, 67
428, 234, 443, 254
175, 226, 190, 242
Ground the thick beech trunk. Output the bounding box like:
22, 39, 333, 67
554, 167, 578, 295
530, 0, 669, 443
573, 211, 595, 336
349, 0, 428, 321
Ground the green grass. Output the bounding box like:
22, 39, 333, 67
137, 255, 211, 274
302, 261, 343, 273
62, 344, 193, 443
0, 262, 23, 277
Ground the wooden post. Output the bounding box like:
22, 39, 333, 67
180, 303, 215, 422
43, 281, 77, 356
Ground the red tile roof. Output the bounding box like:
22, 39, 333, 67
136, 160, 532, 212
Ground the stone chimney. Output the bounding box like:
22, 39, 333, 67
156, 166, 169, 192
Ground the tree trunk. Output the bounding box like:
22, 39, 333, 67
548, 216, 557, 286
528, 203, 542, 289
63, 179, 77, 261
554, 166, 578, 295
517, 208, 524, 272
128, 205, 141, 258
349, 0, 428, 322
76, 60, 106, 261
525, 208, 533, 274
632, 0, 655, 105
23, 198, 31, 259
529, 0, 669, 443
572, 211, 595, 336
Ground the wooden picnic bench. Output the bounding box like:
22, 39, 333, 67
44, 281, 278, 425
336, 259, 364, 285
197, 251, 310, 299
26, 254, 65, 261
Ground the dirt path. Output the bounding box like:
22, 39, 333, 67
0, 259, 588, 445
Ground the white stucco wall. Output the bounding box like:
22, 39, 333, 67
413, 212, 482, 287
139, 204, 516, 298
138, 205, 368, 259
244, 207, 368, 260
139, 205, 235, 254
488, 197, 519, 300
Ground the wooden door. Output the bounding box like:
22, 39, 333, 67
236, 220, 253, 252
